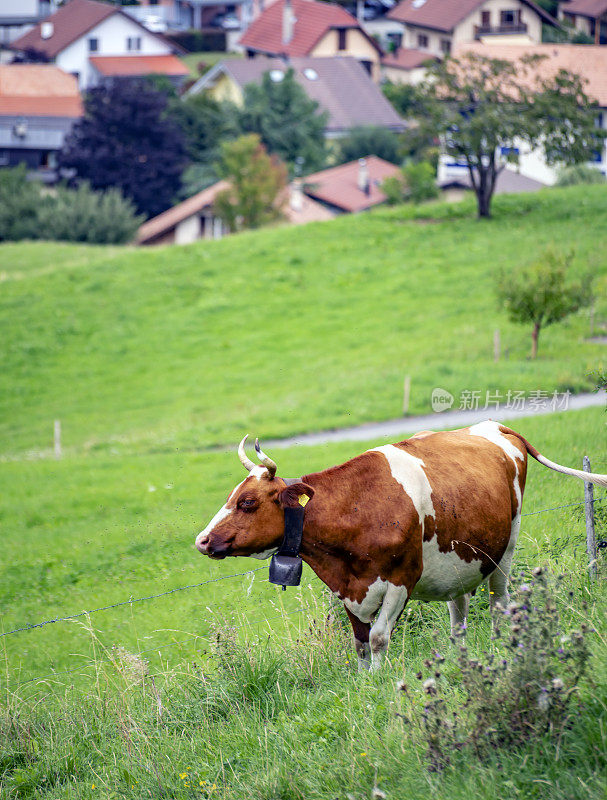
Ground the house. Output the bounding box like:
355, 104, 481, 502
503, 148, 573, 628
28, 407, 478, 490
137, 177, 333, 245
9, 0, 188, 90
303, 155, 401, 213
137, 180, 231, 245
238, 0, 384, 80
558, 1, 607, 43
443, 42, 607, 185
187, 55, 405, 138
385, 0, 557, 56
0, 0, 59, 47
0, 64, 82, 180
380, 46, 437, 84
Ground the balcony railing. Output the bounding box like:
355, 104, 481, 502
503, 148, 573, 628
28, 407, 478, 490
474, 22, 528, 37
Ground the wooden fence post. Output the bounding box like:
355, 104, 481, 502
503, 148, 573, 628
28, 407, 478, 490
403, 375, 411, 416
54, 420, 61, 459
493, 328, 500, 362
583, 456, 597, 580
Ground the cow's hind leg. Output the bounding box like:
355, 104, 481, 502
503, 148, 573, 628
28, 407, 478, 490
345, 608, 371, 671
369, 584, 409, 671
489, 512, 520, 614
448, 593, 470, 639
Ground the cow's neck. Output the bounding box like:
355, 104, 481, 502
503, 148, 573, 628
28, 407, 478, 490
296, 467, 366, 597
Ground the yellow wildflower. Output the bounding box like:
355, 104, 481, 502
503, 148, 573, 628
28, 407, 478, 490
179, 772, 188, 779
360, 752, 367, 756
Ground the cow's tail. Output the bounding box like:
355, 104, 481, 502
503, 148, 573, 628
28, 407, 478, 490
498, 425, 607, 488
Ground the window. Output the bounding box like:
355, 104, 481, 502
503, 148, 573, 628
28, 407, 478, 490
337, 27, 347, 50
481, 10, 490, 27
500, 9, 520, 26
127, 36, 142, 51
440, 38, 451, 53
88, 37, 98, 52
417, 33, 429, 48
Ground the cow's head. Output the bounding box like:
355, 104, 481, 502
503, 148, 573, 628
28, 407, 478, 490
195, 436, 314, 560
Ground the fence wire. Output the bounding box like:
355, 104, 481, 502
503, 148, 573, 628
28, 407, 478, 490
1, 496, 604, 645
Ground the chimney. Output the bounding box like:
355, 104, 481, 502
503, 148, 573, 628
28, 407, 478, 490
357, 158, 369, 193
290, 178, 303, 212
282, 0, 296, 45
41, 21, 54, 39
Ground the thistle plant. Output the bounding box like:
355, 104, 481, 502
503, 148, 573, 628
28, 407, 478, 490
400, 569, 592, 771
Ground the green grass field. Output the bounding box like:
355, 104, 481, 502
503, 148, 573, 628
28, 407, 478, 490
1, 407, 605, 799
0, 187, 606, 461
1, 187, 606, 799
179, 51, 239, 80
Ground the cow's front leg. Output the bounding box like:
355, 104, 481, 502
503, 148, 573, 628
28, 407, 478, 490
369, 583, 409, 671
345, 608, 371, 670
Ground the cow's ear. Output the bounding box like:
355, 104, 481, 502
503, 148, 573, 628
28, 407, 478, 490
279, 482, 315, 509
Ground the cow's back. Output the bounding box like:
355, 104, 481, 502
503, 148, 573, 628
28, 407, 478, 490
364, 421, 527, 600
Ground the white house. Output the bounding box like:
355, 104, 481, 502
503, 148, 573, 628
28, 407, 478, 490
9, 0, 187, 90
0, 0, 59, 46
439, 43, 607, 187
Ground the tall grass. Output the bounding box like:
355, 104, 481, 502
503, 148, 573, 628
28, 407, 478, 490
1, 559, 605, 800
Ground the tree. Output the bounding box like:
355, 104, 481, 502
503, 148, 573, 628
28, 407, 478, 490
337, 125, 402, 165
0, 165, 46, 241
381, 162, 438, 205
59, 78, 187, 218
497, 249, 593, 359
169, 92, 241, 197
238, 69, 327, 174
214, 134, 287, 232
38, 182, 143, 244
419, 53, 600, 218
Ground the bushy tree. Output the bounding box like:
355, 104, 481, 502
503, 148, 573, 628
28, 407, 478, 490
38, 182, 143, 244
170, 92, 241, 165
239, 69, 327, 174
381, 161, 438, 205
497, 249, 594, 358
0, 165, 46, 241
214, 134, 287, 232
556, 164, 606, 186
338, 125, 401, 165
59, 78, 187, 218
419, 53, 600, 218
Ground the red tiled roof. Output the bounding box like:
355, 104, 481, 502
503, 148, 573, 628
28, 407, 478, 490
90, 55, 189, 77
239, 0, 380, 57
457, 42, 607, 106
0, 64, 82, 117
11, 0, 116, 59
137, 181, 230, 244
388, 0, 556, 33
381, 47, 438, 70
303, 155, 401, 212
561, 0, 607, 17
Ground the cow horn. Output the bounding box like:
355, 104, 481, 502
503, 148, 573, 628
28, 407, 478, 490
255, 438, 277, 478
238, 435, 256, 472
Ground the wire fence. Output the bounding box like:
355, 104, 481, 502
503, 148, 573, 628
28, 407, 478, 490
2, 493, 605, 695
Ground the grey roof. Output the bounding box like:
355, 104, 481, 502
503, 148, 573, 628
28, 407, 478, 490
440, 167, 546, 194
189, 56, 405, 135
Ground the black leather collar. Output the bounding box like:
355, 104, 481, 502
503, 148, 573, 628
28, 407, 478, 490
268, 479, 305, 589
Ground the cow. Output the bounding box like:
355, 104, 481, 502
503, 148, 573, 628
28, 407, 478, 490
195, 421, 607, 670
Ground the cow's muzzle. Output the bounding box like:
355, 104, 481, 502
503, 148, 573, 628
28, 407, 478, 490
196, 535, 231, 558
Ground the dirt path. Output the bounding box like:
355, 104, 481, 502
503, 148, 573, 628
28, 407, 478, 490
265, 391, 606, 449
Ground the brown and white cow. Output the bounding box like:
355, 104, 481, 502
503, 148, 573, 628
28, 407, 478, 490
195, 422, 607, 670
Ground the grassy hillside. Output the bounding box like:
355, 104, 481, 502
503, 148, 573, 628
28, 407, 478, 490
1, 187, 606, 459
1, 407, 605, 800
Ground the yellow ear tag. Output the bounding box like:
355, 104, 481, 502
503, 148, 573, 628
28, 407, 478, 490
298, 494, 310, 508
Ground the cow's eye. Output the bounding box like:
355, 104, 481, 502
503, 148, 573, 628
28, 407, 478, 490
238, 496, 257, 512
